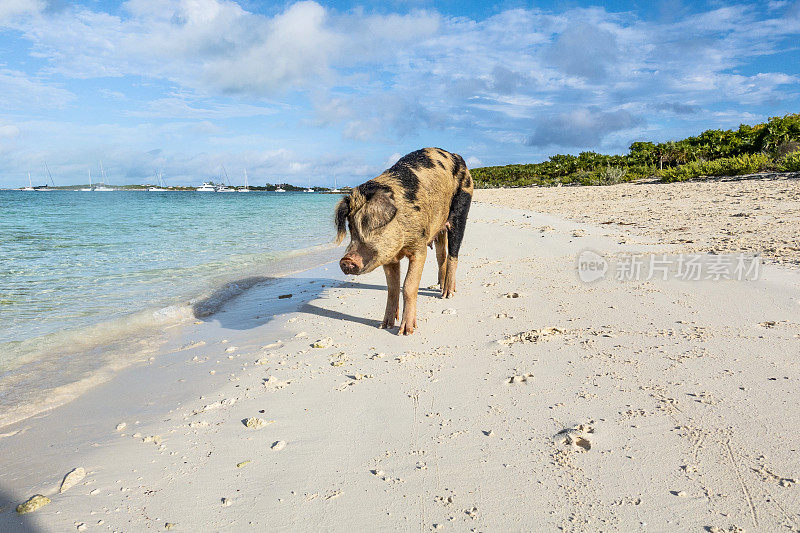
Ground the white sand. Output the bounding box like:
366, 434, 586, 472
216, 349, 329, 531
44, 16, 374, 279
1, 201, 799, 532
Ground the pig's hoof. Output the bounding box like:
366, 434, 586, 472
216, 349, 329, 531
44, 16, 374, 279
379, 320, 395, 329
398, 321, 416, 335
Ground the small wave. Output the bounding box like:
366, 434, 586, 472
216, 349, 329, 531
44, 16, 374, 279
0, 242, 339, 429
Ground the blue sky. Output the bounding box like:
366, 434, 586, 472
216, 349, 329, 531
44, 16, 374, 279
1, 0, 798, 187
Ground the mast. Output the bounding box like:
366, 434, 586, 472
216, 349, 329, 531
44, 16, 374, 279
244, 168, 249, 190
44, 161, 55, 186
89, 169, 92, 187
28, 172, 32, 188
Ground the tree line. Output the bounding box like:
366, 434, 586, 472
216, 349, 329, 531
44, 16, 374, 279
471, 113, 800, 187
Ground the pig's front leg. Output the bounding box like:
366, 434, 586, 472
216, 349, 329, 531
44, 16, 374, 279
398, 249, 427, 335
380, 261, 401, 329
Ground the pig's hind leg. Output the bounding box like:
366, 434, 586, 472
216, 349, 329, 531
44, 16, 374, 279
380, 261, 401, 329
443, 188, 472, 298
434, 231, 447, 288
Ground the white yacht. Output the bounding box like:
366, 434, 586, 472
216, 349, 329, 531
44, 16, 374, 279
196, 182, 216, 192
275, 186, 286, 192
237, 169, 250, 192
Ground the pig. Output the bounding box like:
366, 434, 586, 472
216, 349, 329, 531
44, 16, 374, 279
334, 147, 473, 335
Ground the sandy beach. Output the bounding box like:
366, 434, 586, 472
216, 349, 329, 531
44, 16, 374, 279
2, 187, 800, 532
475, 174, 800, 267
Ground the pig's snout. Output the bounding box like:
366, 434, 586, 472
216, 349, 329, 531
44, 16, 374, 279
340, 254, 363, 275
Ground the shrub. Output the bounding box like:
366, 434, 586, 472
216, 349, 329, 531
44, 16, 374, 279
779, 150, 800, 172
661, 153, 771, 182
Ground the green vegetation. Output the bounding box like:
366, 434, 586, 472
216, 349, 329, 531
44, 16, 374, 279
471, 113, 800, 187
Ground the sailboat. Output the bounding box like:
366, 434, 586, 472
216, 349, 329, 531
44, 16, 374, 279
215, 166, 236, 192
22, 173, 35, 191
330, 172, 341, 193
237, 169, 250, 192
304, 177, 314, 193
148, 171, 168, 191
80, 169, 94, 191
93, 161, 114, 191
33, 162, 56, 190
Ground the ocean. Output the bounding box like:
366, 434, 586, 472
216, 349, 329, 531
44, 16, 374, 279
0, 189, 341, 426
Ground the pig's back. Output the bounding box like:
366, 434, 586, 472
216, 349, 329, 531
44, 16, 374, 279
377, 148, 471, 233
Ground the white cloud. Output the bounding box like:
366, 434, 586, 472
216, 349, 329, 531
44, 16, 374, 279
0, 123, 20, 138
465, 155, 481, 168
128, 96, 282, 119
0, 68, 76, 110
0, 0, 43, 24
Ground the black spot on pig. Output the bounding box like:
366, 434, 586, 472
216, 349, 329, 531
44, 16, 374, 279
386, 153, 424, 203
357, 179, 393, 200
452, 154, 466, 177
413, 205, 421, 211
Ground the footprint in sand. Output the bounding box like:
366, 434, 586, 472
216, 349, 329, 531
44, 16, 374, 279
506, 373, 533, 384
555, 423, 595, 452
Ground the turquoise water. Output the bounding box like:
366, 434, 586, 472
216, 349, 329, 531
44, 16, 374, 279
0, 190, 340, 363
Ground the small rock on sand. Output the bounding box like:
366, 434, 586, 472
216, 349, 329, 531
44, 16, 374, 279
507, 373, 533, 384
60, 467, 86, 493
243, 417, 270, 430
236, 461, 251, 468
501, 327, 563, 346
222, 497, 232, 506
271, 440, 287, 451
165, 523, 177, 530
442, 308, 456, 315
16, 495, 50, 514
115, 422, 126, 431
312, 338, 333, 348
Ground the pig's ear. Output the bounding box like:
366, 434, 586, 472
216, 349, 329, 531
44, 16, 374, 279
363, 190, 397, 232
334, 196, 349, 245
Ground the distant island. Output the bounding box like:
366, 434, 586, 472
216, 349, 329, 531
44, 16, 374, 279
472, 113, 800, 188
9, 182, 351, 192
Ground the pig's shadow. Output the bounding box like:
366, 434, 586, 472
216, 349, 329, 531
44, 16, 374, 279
301, 281, 444, 331
192, 275, 442, 331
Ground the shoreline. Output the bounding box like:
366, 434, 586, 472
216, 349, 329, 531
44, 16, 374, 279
0, 243, 341, 431
2, 200, 799, 531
